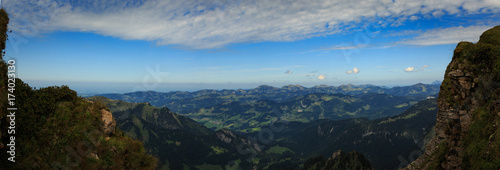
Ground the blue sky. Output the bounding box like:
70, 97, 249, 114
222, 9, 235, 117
3, 0, 500, 94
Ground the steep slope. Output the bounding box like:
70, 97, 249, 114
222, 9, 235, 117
89, 96, 262, 169
88, 96, 213, 136
0, 9, 156, 169
406, 26, 500, 169
0, 72, 158, 170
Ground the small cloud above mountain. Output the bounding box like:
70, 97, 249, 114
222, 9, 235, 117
406, 65, 428, 72
317, 75, 326, 80
346, 67, 360, 74
405, 67, 415, 72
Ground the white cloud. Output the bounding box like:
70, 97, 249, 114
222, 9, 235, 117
405, 67, 415, 72
285, 70, 292, 74
317, 75, 326, 80
432, 10, 445, 18
409, 16, 420, 21
399, 25, 493, 46
346, 67, 359, 74
353, 67, 360, 74
5, 0, 500, 49
322, 44, 368, 50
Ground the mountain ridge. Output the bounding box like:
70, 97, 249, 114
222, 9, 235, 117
97, 83, 440, 114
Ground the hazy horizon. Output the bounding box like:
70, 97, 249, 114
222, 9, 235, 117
25, 79, 442, 96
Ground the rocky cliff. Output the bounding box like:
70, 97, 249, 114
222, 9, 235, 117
406, 26, 500, 169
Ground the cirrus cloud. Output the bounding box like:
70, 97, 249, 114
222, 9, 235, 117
4, 0, 500, 49
399, 25, 493, 46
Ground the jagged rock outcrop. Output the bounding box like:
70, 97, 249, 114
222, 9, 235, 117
406, 26, 500, 169
216, 128, 262, 152
100, 108, 116, 136
216, 128, 237, 143
303, 150, 373, 170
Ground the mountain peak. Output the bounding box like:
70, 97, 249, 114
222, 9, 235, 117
256, 85, 276, 89
282, 84, 306, 90
431, 80, 442, 85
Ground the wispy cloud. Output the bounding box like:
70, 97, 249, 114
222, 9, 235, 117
416, 65, 429, 72
6, 0, 500, 49
321, 44, 368, 50
398, 25, 493, 46
385, 30, 422, 37
346, 67, 360, 74
236, 66, 303, 72
285, 70, 292, 74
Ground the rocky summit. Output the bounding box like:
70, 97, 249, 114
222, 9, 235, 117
406, 26, 500, 169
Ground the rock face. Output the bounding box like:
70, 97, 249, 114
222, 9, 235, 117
406, 26, 500, 169
215, 128, 262, 152
100, 108, 116, 136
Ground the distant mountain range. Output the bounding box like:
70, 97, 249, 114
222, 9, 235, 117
186, 92, 432, 133
98, 83, 440, 114
97, 83, 439, 133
